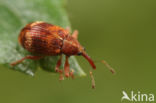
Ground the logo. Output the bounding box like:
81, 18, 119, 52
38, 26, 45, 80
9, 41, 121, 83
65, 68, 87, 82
121, 91, 154, 102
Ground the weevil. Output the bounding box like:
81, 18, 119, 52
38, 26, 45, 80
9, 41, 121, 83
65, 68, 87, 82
11, 21, 115, 88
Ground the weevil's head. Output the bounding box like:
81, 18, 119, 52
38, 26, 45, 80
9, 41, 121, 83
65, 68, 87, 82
62, 35, 96, 69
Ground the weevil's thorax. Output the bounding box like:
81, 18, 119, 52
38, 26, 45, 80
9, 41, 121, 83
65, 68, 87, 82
61, 35, 84, 56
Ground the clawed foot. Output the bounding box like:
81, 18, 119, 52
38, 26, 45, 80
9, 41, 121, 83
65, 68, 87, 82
55, 55, 74, 80
55, 68, 75, 80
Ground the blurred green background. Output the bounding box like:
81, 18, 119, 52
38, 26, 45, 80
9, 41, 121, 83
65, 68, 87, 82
0, 0, 156, 103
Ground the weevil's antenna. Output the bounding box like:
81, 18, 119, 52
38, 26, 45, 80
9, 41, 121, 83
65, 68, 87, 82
90, 71, 95, 89
101, 60, 115, 74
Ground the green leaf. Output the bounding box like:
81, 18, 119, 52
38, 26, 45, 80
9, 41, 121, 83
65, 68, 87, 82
0, 0, 86, 76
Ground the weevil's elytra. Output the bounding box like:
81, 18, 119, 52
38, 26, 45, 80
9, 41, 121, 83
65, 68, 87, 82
19, 22, 66, 55
11, 21, 115, 88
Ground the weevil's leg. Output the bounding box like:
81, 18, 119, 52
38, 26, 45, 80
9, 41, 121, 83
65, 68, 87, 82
64, 56, 70, 77
72, 30, 78, 39
69, 69, 74, 79
55, 55, 62, 72
55, 55, 64, 80
65, 26, 71, 33
66, 27, 78, 39
10, 56, 43, 66
59, 70, 64, 81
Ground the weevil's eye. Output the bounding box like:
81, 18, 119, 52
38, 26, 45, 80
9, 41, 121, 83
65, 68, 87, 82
77, 52, 82, 56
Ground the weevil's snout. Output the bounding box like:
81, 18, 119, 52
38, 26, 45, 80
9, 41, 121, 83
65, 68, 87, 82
82, 51, 96, 69
77, 46, 96, 69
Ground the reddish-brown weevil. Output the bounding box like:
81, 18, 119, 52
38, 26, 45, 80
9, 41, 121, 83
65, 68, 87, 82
11, 21, 115, 88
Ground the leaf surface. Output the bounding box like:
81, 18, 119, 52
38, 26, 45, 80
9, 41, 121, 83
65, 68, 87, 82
0, 0, 86, 76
